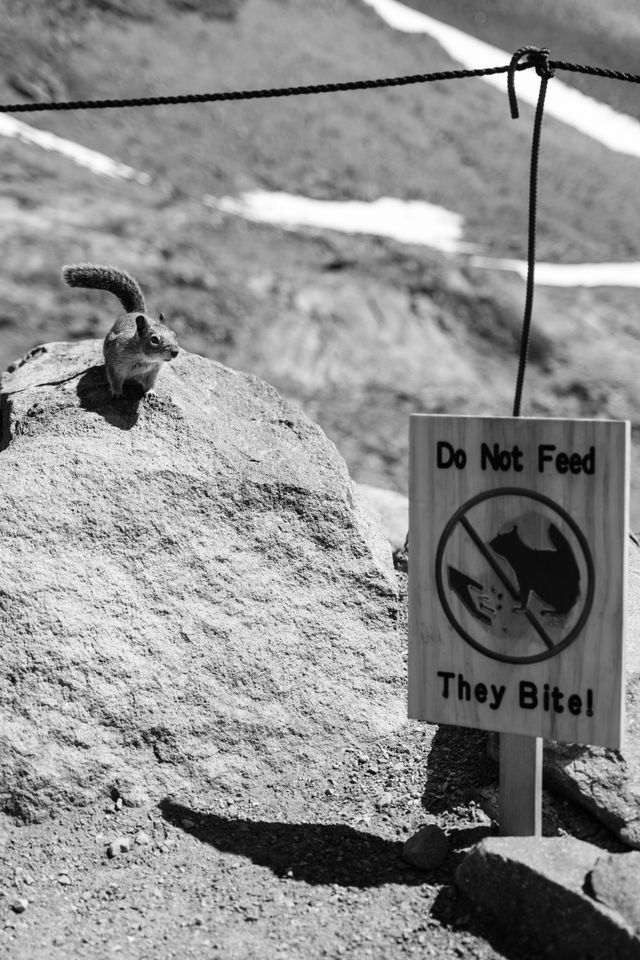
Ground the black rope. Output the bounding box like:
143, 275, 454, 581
509, 48, 554, 418
0, 57, 638, 115
0, 62, 531, 114
549, 60, 640, 84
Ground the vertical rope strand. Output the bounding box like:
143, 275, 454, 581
509, 49, 554, 418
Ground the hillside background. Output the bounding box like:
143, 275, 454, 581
2, 0, 640, 522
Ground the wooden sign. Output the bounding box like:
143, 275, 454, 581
408, 415, 628, 749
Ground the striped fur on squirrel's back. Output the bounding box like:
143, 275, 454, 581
62, 263, 147, 314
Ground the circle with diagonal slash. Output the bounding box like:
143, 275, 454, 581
435, 487, 595, 664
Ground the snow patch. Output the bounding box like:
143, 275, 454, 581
362, 0, 640, 160
209, 190, 640, 287
0, 114, 150, 185
470, 256, 640, 288
205, 190, 470, 252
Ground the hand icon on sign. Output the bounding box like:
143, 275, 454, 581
447, 567, 499, 625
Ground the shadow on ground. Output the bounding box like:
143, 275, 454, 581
160, 798, 548, 959
422, 725, 496, 814
160, 799, 431, 889
77, 366, 144, 429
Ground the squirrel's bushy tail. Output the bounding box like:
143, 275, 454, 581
62, 263, 147, 314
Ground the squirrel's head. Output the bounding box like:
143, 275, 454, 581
489, 525, 519, 555
135, 313, 179, 362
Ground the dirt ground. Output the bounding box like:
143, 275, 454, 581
0, 575, 625, 960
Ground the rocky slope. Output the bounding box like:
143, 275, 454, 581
2, 0, 640, 523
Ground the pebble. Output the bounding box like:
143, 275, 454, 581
181, 819, 195, 830
107, 837, 131, 858
135, 830, 151, 846
402, 824, 450, 871
58, 874, 72, 886
10, 898, 28, 914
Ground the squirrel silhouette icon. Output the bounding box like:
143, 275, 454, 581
489, 522, 580, 617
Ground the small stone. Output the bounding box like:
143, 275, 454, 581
58, 874, 72, 886
402, 824, 450, 871
376, 793, 393, 810
135, 830, 151, 846
10, 897, 28, 914
181, 818, 195, 830
106, 837, 131, 858
114, 798, 123, 811
590, 851, 640, 931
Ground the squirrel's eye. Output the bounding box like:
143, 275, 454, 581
150, 335, 160, 346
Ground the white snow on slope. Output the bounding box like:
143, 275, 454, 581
362, 0, 640, 160
208, 189, 640, 287
205, 191, 472, 253
2, 0, 639, 288
0, 114, 150, 185
470, 256, 640, 287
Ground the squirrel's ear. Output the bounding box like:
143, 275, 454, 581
159, 312, 166, 323
135, 315, 147, 336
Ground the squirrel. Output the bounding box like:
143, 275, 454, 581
489, 522, 580, 617
62, 263, 179, 398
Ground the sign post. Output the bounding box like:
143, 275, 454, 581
409, 415, 628, 834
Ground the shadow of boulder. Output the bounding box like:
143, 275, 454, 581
160, 799, 426, 889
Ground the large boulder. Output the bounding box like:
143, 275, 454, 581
457, 837, 640, 959
0, 341, 400, 822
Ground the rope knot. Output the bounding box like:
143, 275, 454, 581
531, 48, 555, 80
508, 46, 554, 119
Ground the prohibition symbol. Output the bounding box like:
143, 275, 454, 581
435, 487, 595, 664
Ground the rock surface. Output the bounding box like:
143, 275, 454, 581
357, 484, 408, 554
0, 341, 402, 822
401, 823, 450, 871
456, 837, 640, 959
590, 851, 640, 933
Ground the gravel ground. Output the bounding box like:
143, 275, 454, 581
0, 574, 625, 960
